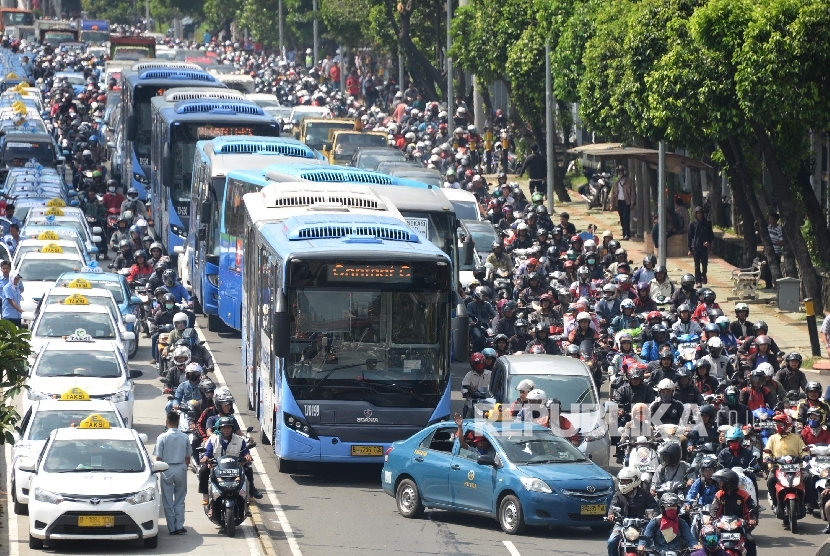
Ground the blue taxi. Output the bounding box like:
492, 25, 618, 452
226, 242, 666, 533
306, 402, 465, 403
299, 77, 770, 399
381, 420, 614, 534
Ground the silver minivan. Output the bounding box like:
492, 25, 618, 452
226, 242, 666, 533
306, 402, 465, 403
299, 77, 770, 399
488, 355, 610, 469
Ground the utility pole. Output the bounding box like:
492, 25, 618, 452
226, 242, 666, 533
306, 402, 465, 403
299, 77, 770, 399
279, 0, 284, 58
399, 52, 404, 90
658, 141, 667, 267
545, 42, 555, 215
312, 0, 319, 69
446, 0, 453, 120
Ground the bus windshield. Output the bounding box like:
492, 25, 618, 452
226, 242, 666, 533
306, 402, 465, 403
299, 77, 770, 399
134, 85, 167, 164
2, 11, 34, 26
286, 286, 449, 407
81, 31, 109, 43
400, 211, 458, 277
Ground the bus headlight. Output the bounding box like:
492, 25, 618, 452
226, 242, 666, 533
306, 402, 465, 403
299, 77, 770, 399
170, 225, 187, 239
284, 413, 318, 439
133, 172, 149, 185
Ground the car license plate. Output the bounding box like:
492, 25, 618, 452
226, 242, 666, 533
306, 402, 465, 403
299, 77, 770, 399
580, 504, 606, 515
721, 532, 741, 541
351, 445, 383, 456
78, 515, 114, 527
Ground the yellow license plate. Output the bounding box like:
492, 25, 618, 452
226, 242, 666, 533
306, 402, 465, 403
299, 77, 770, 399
78, 515, 115, 527
580, 504, 606, 516
351, 445, 383, 456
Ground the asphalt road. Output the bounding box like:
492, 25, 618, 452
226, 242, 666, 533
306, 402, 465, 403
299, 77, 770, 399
3, 314, 828, 556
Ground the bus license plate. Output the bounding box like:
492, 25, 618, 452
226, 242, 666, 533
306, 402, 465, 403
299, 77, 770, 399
351, 445, 383, 456
78, 515, 114, 527
580, 504, 606, 515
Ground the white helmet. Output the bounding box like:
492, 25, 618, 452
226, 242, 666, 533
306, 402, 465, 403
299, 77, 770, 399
517, 379, 536, 392
583, 239, 596, 251
657, 378, 676, 391
527, 388, 546, 402
707, 337, 723, 350
173, 312, 188, 325
617, 467, 642, 495
185, 362, 203, 376
576, 311, 591, 322
82, 149, 92, 157
171, 345, 191, 366
757, 362, 775, 378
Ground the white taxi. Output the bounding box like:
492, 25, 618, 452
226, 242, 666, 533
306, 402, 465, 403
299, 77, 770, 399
22, 416, 165, 549
25, 215, 102, 246
12, 239, 85, 268
24, 339, 140, 424
12, 395, 127, 514
15, 249, 86, 312
23, 305, 135, 361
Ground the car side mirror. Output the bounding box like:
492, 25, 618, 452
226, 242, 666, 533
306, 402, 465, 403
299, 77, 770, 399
152, 460, 169, 472
173, 245, 184, 255
130, 369, 143, 379
201, 203, 212, 224
138, 433, 148, 443
130, 295, 141, 305
21, 311, 34, 322
477, 454, 496, 467
273, 289, 289, 358
17, 457, 36, 472
92, 226, 103, 235
123, 331, 136, 341
124, 314, 137, 324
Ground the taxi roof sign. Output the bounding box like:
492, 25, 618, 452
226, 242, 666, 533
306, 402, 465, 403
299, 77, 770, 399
36, 231, 60, 241
60, 387, 90, 401
65, 329, 94, 342
46, 198, 66, 207
40, 243, 64, 254
79, 414, 110, 429
62, 293, 89, 305
44, 207, 64, 216
66, 277, 92, 289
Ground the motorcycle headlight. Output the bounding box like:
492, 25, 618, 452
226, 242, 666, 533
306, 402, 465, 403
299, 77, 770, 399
584, 421, 608, 442
519, 477, 552, 493
34, 487, 63, 505
27, 389, 48, 401
821, 468, 829, 478
624, 527, 640, 541
126, 486, 156, 505
792, 474, 801, 487
109, 387, 130, 403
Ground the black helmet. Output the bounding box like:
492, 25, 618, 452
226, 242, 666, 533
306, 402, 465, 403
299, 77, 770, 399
527, 272, 540, 282
536, 227, 548, 237
503, 301, 518, 313
565, 344, 580, 356
712, 469, 739, 492
699, 404, 716, 418
154, 286, 169, 298
199, 377, 216, 395
118, 239, 131, 251
658, 442, 681, 465
754, 320, 768, 333
681, 273, 695, 287
536, 205, 547, 215
694, 358, 712, 371
659, 492, 682, 509
492, 240, 503, 251
607, 240, 620, 252
651, 324, 667, 341
494, 333, 509, 345
785, 352, 803, 366
473, 266, 487, 280
707, 308, 724, 322
161, 293, 176, 305
806, 381, 822, 394
629, 366, 645, 380
724, 386, 739, 404
676, 366, 692, 379
535, 322, 549, 334
154, 261, 167, 272
163, 269, 176, 285
515, 319, 529, 333
134, 249, 147, 261
702, 288, 716, 302
654, 265, 667, 275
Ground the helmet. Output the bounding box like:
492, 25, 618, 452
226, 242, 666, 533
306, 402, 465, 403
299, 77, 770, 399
629, 366, 645, 380
149, 241, 163, 253
725, 426, 744, 442
528, 345, 546, 354
82, 149, 92, 157
754, 335, 771, 347
134, 249, 147, 261
654, 265, 667, 276
215, 416, 236, 430
703, 323, 720, 337
571, 312, 589, 324
577, 266, 590, 281
757, 362, 775, 378
185, 362, 203, 378
699, 524, 720, 552
565, 344, 581, 357
658, 443, 681, 466
702, 288, 716, 302
678, 303, 692, 314
126, 187, 139, 198
734, 302, 749, 315
681, 273, 695, 287
712, 469, 740, 492
660, 492, 682, 510
707, 308, 724, 322
173, 312, 188, 325
618, 333, 633, 344
724, 386, 739, 405
517, 379, 536, 392
773, 412, 793, 430
647, 310, 662, 322
492, 240, 503, 251
163, 269, 177, 285
657, 378, 676, 391
636, 281, 650, 292
707, 337, 723, 353
482, 348, 497, 359
806, 381, 822, 394
161, 293, 176, 305
659, 347, 674, 361
754, 320, 768, 333
651, 324, 667, 341
617, 467, 642, 495
785, 352, 803, 366
602, 284, 617, 298
199, 377, 216, 396
699, 404, 716, 419
620, 299, 635, 310
503, 301, 518, 314
155, 261, 168, 273
694, 358, 712, 371
494, 334, 509, 346
515, 319, 529, 333
214, 388, 235, 406
534, 322, 549, 334
469, 352, 485, 371
526, 388, 546, 401
118, 239, 131, 251
676, 366, 692, 379
474, 286, 491, 301
615, 248, 627, 257
171, 345, 191, 367
716, 315, 730, 331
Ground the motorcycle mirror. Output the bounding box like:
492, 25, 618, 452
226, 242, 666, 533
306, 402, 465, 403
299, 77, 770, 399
247, 426, 254, 433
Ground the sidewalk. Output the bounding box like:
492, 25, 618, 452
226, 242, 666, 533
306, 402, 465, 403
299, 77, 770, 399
512, 184, 814, 357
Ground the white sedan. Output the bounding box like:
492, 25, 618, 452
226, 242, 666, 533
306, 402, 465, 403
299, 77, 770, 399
14, 251, 86, 312
22, 424, 166, 549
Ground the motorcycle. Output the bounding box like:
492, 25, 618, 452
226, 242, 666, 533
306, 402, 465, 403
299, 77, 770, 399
769, 455, 807, 532
806, 444, 830, 516
579, 339, 603, 389
585, 171, 612, 211
463, 387, 491, 419
714, 515, 749, 556
610, 505, 652, 555
156, 324, 174, 377
674, 333, 700, 371
619, 435, 660, 487
204, 455, 250, 537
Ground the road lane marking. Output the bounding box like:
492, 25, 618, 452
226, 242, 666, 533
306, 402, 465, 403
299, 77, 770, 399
503, 540, 522, 556
5, 443, 19, 556
244, 517, 265, 556
197, 324, 303, 556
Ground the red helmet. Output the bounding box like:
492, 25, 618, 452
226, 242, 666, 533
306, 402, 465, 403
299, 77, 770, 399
571, 235, 581, 243
773, 413, 792, 434
465, 169, 474, 179
527, 258, 539, 266
470, 352, 485, 371
564, 260, 575, 270
647, 310, 662, 321
528, 345, 546, 354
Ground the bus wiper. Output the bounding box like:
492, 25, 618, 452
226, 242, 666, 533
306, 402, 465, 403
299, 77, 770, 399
362, 379, 425, 401
307, 360, 375, 396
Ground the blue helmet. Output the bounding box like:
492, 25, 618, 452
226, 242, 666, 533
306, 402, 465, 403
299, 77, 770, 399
482, 348, 497, 359
725, 426, 744, 442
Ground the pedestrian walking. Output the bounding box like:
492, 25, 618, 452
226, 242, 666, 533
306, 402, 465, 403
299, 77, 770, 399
687, 206, 714, 287
764, 212, 784, 289
154, 411, 192, 535
614, 165, 635, 240
518, 144, 547, 196
820, 311, 830, 359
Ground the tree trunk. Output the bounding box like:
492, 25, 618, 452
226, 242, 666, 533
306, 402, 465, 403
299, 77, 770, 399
751, 122, 824, 313
398, 7, 444, 101
718, 139, 757, 267
724, 136, 781, 281
796, 166, 830, 266
481, 86, 493, 127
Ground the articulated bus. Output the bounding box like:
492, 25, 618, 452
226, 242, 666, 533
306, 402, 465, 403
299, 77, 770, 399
240, 182, 453, 467
183, 135, 323, 330
119, 63, 224, 200
149, 97, 279, 253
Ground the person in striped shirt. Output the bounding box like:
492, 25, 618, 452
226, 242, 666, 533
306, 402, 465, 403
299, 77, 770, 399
765, 212, 783, 289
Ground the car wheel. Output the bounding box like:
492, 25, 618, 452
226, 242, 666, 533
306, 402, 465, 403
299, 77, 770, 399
143, 534, 158, 548
395, 478, 424, 518
498, 494, 526, 534
29, 535, 43, 549
128, 334, 139, 359
12, 480, 27, 515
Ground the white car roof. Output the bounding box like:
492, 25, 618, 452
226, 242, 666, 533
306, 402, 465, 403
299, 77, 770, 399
31, 398, 123, 413
52, 426, 137, 442
40, 303, 111, 315
17, 251, 83, 263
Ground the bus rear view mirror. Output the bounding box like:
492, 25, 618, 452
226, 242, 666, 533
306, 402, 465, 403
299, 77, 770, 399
162, 154, 172, 187
201, 202, 212, 224
462, 237, 474, 266
274, 290, 289, 358
126, 114, 136, 141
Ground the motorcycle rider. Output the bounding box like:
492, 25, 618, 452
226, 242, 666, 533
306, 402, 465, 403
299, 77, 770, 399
200, 416, 262, 507
81, 188, 107, 256
739, 321, 781, 355
700, 337, 734, 380
531, 294, 561, 329
641, 324, 669, 363
672, 303, 703, 338
633, 282, 657, 313
710, 469, 758, 556
569, 265, 595, 300
102, 179, 124, 211
485, 240, 511, 275
633, 255, 657, 284
802, 407, 830, 513
686, 404, 719, 453
510, 222, 534, 250
112, 239, 134, 271
527, 322, 561, 355
652, 443, 692, 495
760, 362, 787, 406
716, 427, 760, 494
692, 525, 730, 556
126, 249, 153, 284
466, 286, 496, 353
568, 312, 599, 345
674, 367, 705, 405
730, 303, 755, 339
162, 269, 192, 306
584, 251, 604, 280
611, 333, 643, 373
461, 353, 490, 416
120, 187, 150, 220
776, 352, 808, 394
609, 299, 641, 335
684, 455, 719, 510
764, 412, 809, 522
745, 335, 778, 371
165, 361, 205, 414
606, 467, 660, 556
670, 273, 699, 311
509, 319, 534, 354
493, 334, 510, 357
194, 380, 217, 441
692, 289, 720, 323
739, 368, 777, 411
519, 272, 545, 306
650, 379, 685, 426
108, 212, 132, 252
149, 293, 178, 366
796, 381, 830, 426
492, 300, 518, 338
596, 283, 622, 326
693, 359, 720, 397
648, 347, 678, 388
638, 493, 698, 553
717, 386, 752, 427
650, 266, 675, 304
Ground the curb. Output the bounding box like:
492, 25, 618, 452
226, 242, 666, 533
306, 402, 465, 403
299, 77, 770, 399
250, 501, 280, 556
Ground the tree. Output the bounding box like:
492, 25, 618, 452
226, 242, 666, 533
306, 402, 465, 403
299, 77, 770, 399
0, 320, 31, 444
81, 0, 135, 24
319, 0, 373, 48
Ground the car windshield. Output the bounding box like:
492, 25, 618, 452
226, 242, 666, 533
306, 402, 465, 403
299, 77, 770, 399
44, 439, 145, 472
17, 258, 81, 280
333, 134, 387, 159
452, 201, 480, 222
36, 349, 121, 378
464, 222, 497, 251
29, 219, 88, 238
494, 426, 589, 464
58, 74, 85, 86
355, 151, 404, 170
304, 121, 353, 149
28, 411, 121, 441
55, 278, 125, 303
34, 312, 115, 339
507, 374, 598, 412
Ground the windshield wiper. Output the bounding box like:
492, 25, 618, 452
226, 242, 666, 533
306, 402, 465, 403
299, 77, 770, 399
525, 458, 584, 465
360, 378, 425, 401
307, 362, 370, 396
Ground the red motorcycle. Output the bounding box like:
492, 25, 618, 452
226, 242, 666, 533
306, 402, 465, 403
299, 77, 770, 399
714, 515, 748, 556
770, 454, 806, 532
105, 207, 120, 245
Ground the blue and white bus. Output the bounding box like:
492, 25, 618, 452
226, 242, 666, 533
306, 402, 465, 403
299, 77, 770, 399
183, 136, 322, 330
119, 63, 225, 199
148, 97, 279, 252
240, 182, 453, 468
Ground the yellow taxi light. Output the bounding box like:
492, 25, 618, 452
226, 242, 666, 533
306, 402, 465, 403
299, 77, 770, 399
60, 387, 90, 401
46, 199, 66, 207
79, 414, 110, 429
62, 293, 89, 305
66, 278, 92, 289
36, 231, 60, 241
40, 243, 64, 254
44, 207, 65, 216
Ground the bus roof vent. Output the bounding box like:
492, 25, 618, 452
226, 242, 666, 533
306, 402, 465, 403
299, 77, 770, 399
284, 217, 419, 243
266, 188, 386, 211
132, 61, 202, 72
164, 89, 245, 102
175, 101, 264, 115
139, 69, 217, 82
214, 141, 313, 158
274, 169, 394, 185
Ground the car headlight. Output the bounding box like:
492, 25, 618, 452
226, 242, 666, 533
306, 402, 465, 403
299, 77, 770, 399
519, 477, 552, 493
133, 172, 149, 185
34, 487, 63, 504
27, 389, 48, 401
624, 526, 640, 541
584, 421, 608, 442
109, 388, 130, 403
127, 486, 156, 505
